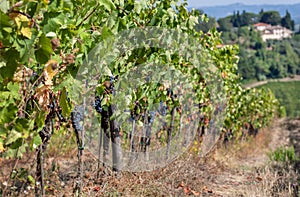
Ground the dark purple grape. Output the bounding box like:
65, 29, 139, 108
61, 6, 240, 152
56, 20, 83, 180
148, 111, 156, 123
71, 106, 84, 131
94, 96, 102, 113
159, 101, 167, 116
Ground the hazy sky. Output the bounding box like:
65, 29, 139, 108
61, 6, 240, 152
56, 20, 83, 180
187, 0, 300, 7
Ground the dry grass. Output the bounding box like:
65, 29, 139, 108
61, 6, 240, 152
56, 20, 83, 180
212, 127, 273, 170
241, 163, 299, 197
1, 119, 300, 196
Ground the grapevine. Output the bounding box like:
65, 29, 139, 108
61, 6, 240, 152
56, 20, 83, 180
0, 0, 280, 196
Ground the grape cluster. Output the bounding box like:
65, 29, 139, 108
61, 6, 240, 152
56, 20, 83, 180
56, 107, 65, 122
71, 106, 84, 131
130, 112, 135, 122
94, 96, 102, 113
148, 111, 156, 123
167, 88, 177, 100
47, 93, 65, 122
110, 76, 114, 83
29, 72, 38, 83
109, 75, 115, 95
159, 101, 167, 116
145, 75, 151, 83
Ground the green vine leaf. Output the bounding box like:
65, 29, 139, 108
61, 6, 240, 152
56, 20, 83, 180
35, 33, 53, 64
5, 129, 22, 146
99, 0, 116, 12
59, 87, 73, 118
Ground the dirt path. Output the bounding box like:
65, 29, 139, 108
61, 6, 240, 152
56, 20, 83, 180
283, 118, 300, 157
205, 118, 297, 196
1, 119, 299, 196
243, 75, 300, 88
77, 118, 300, 196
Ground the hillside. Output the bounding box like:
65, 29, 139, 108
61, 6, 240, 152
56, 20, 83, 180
195, 3, 300, 25
244, 78, 300, 118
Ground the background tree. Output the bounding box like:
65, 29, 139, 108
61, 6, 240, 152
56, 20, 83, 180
231, 11, 259, 27
220, 23, 300, 81
281, 10, 295, 30
217, 16, 233, 32
231, 11, 241, 27
260, 11, 281, 25
242, 11, 259, 25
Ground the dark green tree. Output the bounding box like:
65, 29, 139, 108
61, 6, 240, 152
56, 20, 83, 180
237, 48, 256, 80
281, 10, 295, 30
233, 11, 259, 27
260, 11, 281, 25
231, 11, 241, 27
217, 16, 233, 32
259, 9, 264, 16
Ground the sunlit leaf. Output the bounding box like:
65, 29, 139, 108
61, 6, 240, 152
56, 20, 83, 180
0, 0, 9, 13
9, 13, 32, 39
59, 87, 73, 117
5, 129, 22, 146
99, 0, 116, 11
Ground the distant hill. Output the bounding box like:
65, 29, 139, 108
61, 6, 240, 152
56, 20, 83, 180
194, 3, 300, 25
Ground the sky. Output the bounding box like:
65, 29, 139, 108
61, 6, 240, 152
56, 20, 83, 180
187, 0, 300, 7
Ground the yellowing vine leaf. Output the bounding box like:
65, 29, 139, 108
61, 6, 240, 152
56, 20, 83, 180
9, 13, 32, 39
0, 141, 4, 153
43, 0, 50, 4
20, 26, 32, 39
34, 60, 59, 109
44, 60, 59, 86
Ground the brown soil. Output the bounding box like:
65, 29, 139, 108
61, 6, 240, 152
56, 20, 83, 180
1, 118, 299, 196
